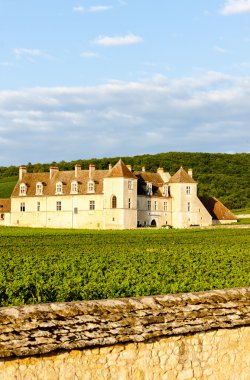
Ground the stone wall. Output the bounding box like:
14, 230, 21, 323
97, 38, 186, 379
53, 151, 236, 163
0, 287, 250, 379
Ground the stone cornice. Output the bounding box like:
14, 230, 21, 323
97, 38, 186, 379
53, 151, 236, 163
0, 287, 249, 358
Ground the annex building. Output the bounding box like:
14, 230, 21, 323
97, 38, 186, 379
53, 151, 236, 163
0, 159, 237, 229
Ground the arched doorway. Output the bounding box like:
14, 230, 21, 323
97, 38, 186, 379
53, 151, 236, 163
151, 219, 156, 227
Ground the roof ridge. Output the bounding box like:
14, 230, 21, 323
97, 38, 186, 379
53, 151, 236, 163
168, 167, 196, 184
106, 159, 137, 179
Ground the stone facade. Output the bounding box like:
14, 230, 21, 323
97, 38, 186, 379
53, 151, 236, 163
0, 287, 249, 379
1, 326, 249, 380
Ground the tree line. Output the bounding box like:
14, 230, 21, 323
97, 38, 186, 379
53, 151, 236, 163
0, 152, 249, 209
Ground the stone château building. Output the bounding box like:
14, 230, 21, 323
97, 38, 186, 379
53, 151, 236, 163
0, 159, 237, 229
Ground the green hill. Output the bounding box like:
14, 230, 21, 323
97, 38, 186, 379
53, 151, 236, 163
0, 152, 249, 209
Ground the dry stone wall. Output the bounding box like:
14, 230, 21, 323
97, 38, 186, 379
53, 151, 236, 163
0, 287, 250, 379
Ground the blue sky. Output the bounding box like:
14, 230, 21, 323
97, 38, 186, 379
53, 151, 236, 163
0, 0, 250, 165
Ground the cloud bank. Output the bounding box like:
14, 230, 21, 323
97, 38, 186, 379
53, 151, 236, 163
221, 0, 250, 15
0, 72, 249, 165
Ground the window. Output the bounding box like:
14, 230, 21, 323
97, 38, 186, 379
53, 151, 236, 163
154, 201, 157, 211
56, 201, 62, 211
186, 186, 191, 195
56, 182, 63, 195
37, 202, 41, 211
128, 198, 131, 209
187, 202, 191, 212
20, 202, 25, 212
19, 183, 27, 196
164, 201, 168, 211
0, 214, 4, 220
89, 200, 95, 210
163, 184, 168, 196
71, 181, 78, 194
87, 180, 95, 193
74, 207, 78, 214
36, 182, 43, 195
147, 200, 151, 211
128, 180, 133, 190
111, 195, 117, 209
146, 182, 152, 195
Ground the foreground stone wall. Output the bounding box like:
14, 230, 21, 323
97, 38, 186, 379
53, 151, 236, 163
0, 287, 250, 379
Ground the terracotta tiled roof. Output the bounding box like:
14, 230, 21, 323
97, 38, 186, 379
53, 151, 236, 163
134, 171, 165, 197
168, 167, 196, 184
199, 197, 237, 221
106, 159, 137, 179
0, 198, 11, 213
11, 170, 109, 197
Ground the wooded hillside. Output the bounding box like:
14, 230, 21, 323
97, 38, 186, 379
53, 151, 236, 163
0, 152, 249, 209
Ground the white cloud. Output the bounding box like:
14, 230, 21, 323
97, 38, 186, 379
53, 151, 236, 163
73, 5, 112, 13
0, 61, 14, 67
0, 72, 249, 165
94, 33, 143, 47
73, 5, 85, 13
80, 51, 100, 59
214, 45, 229, 54
221, 0, 250, 15
13, 48, 52, 60
89, 5, 113, 13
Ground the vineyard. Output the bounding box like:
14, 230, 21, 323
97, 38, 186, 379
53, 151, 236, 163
0, 227, 249, 307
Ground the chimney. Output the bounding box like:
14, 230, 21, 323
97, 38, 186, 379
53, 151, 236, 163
75, 164, 81, 178
108, 163, 112, 172
188, 168, 193, 178
89, 164, 95, 179
157, 167, 164, 177
142, 166, 146, 172
50, 166, 59, 179
19, 166, 27, 181
126, 165, 132, 171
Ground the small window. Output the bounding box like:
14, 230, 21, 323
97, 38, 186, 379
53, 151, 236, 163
36, 182, 43, 195
164, 201, 168, 211
146, 182, 152, 195
128, 180, 133, 190
0, 214, 4, 220
111, 195, 117, 209
19, 183, 27, 196
87, 180, 95, 193
187, 202, 191, 212
128, 198, 131, 209
89, 200, 95, 210
71, 181, 78, 194
37, 202, 41, 211
163, 184, 168, 196
186, 186, 191, 195
74, 207, 78, 214
154, 201, 157, 211
56, 201, 62, 211
147, 200, 151, 211
20, 202, 25, 212
56, 182, 63, 195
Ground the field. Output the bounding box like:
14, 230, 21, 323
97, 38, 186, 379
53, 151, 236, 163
0, 227, 249, 307
0, 176, 18, 198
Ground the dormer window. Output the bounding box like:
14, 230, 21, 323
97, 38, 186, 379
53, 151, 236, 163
163, 184, 168, 196
19, 183, 27, 196
146, 182, 152, 196
36, 182, 43, 195
71, 181, 78, 194
55, 181, 63, 195
87, 180, 95, 193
